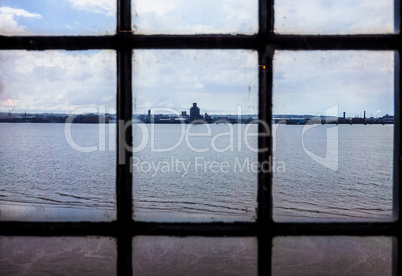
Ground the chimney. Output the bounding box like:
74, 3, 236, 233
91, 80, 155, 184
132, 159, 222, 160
364, 111, 366, 120
343, 112, 345, 119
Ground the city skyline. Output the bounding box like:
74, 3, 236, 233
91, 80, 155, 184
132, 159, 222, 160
1, 100, 394, 119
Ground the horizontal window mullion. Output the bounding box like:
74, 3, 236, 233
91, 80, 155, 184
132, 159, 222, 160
0, 222, 117, 236
273, 222, 399, 236
0, 35, 258, 50
0, 222, 258, 236
0, 221, 399, 236
272, 35, 402, 50
131, 222, 258, 236
1, 35, 400, 50
0, 36, 116, 50
133, 222, 399, 236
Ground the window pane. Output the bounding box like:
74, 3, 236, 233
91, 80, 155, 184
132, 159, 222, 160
133, 236, 257, 276
275, 0, 396, 34
132, 0, 258, 34
132, 50, 258, 222
0, 236, 116, 275
0, 50, 116, 221
0, 1, 115, 35
273, 51, 395, 222
272, 236, 393, 276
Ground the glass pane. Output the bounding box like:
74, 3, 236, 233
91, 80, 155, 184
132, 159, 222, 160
0, 1, 115, 35
272, 236, 393, 276
132, 0, 258, 34
0, 50, 116, 221
133, 236, 257, 276
132, 50, 258, 222
0, 236, 116, 275
273, 51, 395, 222
275, 0, 396, 34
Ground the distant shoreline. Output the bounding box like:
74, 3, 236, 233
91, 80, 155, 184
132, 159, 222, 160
0, 120, 394, 125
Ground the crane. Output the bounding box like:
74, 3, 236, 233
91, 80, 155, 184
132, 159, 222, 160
8, 106, 16, 119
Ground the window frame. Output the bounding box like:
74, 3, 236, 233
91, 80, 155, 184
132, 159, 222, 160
0, 0, 401, 275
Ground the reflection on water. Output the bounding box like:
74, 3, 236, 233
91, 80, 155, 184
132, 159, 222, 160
272, 236, 393, 276
0, 237, 116, 276
274, 124, 393, 222
133, 123, 258, 222
0, 123, 395, 274
0, 123, 116, 221
133, 236, 257, 276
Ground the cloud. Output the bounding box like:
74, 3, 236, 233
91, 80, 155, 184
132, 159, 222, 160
273, 51, 394, 116
133, 50, 258, 114
0, 51, 116, 114
275, 0, 394, 34
194, 82, 204, 89
133, 0, 258, 34
66, 0, 115, 17
0, 6, 41, 18
0, 6, 42, 35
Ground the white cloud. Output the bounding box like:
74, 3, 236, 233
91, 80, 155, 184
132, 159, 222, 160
0, 6, 42, 35
66, 0, 115, 17
133, 50, 258, 114
133, 0, 258, 34
275, 0, 394, 34
273, 51, 394, 116
0, 51, 116, 114
194, 82, 204, 89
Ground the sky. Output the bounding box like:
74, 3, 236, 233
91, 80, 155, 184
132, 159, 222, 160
0, 1, 396, 116
273, 51, 395, 117
0, 50, 116, 114
133, 0, 258, 34
275, 0, 395, 34
0, 0, 115, 35
133, 50, 258, 115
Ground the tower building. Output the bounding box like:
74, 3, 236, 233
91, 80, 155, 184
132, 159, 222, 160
189, 103, 203, 122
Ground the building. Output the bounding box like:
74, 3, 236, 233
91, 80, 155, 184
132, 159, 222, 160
189, 103, 203, 122
204, 113, 212, 123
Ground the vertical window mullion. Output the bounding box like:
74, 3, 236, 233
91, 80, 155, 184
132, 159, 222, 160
257, 47, 274, 224
116, 48, 133, 223
116, 2, 133, 222
117, 0, 133, 275
258, 1, 275, 275
393, 47, 401, 276
395, 1, 402, 275
117, 0, 132, 33
117, 233, 133, 276
393, 0, 401, 226
259, 0, 274, 36
257, 45, 274, 276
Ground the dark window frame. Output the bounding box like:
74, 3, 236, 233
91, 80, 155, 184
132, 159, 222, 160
0, 0, 401, 275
